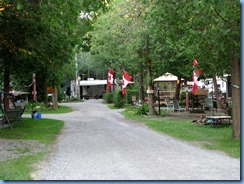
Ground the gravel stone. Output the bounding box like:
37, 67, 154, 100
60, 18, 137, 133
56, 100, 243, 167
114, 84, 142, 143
28, 99, 240, 180
0, 139, 45, 161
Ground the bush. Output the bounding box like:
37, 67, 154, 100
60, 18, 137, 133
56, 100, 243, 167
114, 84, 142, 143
113, 90, 126, 108
26, 101, 48, 113
135, 104, 149, 115
124, 103, 149, 116
126, 89, 139, 104
103, 93, 113, 104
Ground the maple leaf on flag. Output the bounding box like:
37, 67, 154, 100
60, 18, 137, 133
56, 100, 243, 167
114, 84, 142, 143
107, 68, 115, 88
192, 58, 201, 95
122, 69, 132, 95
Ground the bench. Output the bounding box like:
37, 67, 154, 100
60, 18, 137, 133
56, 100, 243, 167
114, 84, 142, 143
205, 115, 232, 126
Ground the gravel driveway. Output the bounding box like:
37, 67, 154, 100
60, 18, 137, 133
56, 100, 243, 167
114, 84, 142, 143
31, 99, 240, 180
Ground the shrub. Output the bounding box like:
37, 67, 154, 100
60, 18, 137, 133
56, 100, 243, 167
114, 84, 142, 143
124, 103, 149, 116
26, 101, 48, 113
126, 89, 139, 104
113, 90, 126, 108
70, 97, 79, 101
103, 93, 113, 104
135, 104, 149, 115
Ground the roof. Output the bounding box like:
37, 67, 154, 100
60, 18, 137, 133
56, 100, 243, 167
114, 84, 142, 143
79, 80, 107, 86
154, 72, 178, 82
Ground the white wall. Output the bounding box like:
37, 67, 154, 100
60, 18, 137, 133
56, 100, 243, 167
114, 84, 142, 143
199, 77, 227, 93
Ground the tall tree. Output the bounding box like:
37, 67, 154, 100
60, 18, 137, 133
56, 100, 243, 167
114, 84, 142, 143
91, 0, 158, 114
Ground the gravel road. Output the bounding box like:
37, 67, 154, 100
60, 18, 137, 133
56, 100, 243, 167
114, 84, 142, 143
31, 99, 240, 180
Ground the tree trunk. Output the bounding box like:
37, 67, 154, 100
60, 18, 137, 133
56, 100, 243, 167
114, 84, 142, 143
175, 77, 181, 101
138, 49, 144, 103
147, 58, 154, 116
115, 78, 120, 90
145, 35, 154, 116
53, 86, 59, 110
44, 83, 48, 105
231, 54, 240, 139
212, 74, 222, 109
3, 67, 10, 111
138, 62, 144, 103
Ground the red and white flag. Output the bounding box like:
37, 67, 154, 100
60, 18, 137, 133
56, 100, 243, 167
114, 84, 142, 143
122, 70, 132, 95
192, 58, 201, 95
107, 68, 115, 88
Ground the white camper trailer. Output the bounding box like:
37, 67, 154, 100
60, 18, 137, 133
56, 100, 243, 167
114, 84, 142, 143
71, 78, 107, 99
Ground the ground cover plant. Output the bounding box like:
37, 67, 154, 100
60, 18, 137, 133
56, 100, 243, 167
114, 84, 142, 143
41, 105, 73, 114
122, 108, 240, 158
25, 102, 73, 114
0, 118, 65, 179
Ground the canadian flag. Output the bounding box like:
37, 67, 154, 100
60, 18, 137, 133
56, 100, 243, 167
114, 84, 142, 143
192, 58, 201, 95
107, 68, 115, 88
122, 70, 132, 95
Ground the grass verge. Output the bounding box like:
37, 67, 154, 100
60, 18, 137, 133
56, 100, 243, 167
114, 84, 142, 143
0, 118, 64, 180
41, 105, 73, 114
122, 109, 240, 158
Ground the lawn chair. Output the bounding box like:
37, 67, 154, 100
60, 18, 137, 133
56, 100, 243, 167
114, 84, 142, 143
0, 104, 20, 129
0, 105, 12, 129
16, 104, 26, 122
173, 100, 185, 113
165, 98, 174, 112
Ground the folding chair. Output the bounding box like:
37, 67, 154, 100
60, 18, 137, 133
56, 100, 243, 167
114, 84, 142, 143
173, 100, 185, 113
165, 98, 174, 112
16, 104, 26, 122
204, 98, 213, 110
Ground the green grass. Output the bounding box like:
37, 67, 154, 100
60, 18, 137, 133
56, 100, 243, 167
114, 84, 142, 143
7, 147, 31, 154
107, 103, 131, 110
0, 118, 64, 143
122, 110, 240, 158
25, 105, 73, 115
0, 118, 64, 180
106, 103, 118, 109
0, 154, 43, 180
41, 105, 73, 114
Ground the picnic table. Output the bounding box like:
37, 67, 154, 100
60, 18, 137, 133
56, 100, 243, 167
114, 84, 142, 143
205, 115, 232, 126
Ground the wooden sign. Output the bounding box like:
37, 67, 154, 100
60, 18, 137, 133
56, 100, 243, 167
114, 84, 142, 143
195, 89, 208, 96
47, 87, 55, 93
